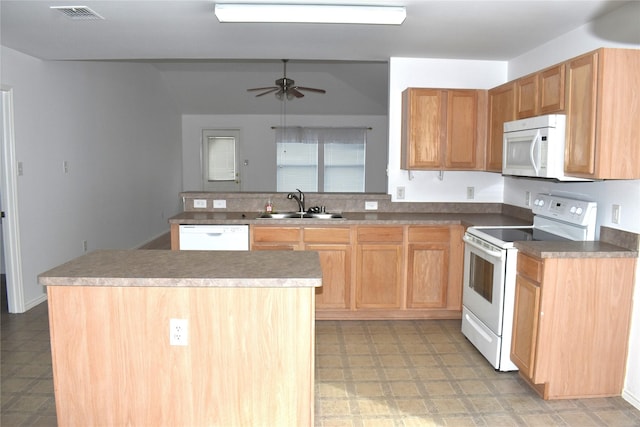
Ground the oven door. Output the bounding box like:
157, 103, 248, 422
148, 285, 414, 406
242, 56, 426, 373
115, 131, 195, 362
462, 234, 506, 336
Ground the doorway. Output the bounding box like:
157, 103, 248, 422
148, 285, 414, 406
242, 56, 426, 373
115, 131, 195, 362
1, 88, 25, 313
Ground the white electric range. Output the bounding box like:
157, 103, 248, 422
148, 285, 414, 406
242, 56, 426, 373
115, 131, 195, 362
461, 193, 597, 371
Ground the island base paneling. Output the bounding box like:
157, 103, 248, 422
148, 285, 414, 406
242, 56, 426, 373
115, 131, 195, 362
47, 285, 314, 426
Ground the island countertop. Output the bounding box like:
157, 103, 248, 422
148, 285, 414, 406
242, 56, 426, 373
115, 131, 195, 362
38, 249, 322, 288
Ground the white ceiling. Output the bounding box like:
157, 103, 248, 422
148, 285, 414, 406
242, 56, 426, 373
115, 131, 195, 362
1, 0, 636, 115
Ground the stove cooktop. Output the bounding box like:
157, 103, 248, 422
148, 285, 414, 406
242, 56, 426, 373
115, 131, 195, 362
476, 227, 570, 243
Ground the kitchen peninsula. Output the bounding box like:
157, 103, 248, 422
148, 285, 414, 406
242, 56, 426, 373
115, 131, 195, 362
39, 249, 321, 427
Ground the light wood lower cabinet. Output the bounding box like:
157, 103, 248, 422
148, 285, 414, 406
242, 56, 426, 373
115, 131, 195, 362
406, 225, 464, 312
355, 226, 404, 309
511, 252, 636, 399
250, 224, 464, 320
303, 227, 351, 310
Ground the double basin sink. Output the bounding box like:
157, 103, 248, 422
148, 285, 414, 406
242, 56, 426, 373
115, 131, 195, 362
257, 212, 343, 220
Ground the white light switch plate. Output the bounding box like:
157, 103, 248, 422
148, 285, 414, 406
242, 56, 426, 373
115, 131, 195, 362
213, 199, 226, 208
193, 199, 207, 208
365, 201, 378, 210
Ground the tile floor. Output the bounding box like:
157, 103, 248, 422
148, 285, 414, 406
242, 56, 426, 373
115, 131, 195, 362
2, 299, 639, 426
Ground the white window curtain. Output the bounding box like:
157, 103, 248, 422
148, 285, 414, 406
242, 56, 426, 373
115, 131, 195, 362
276, 127, 366, 193
207, 136, 236, 181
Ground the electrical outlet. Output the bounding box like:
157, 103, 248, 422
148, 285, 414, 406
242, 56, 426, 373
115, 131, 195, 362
82, 240, 88, 252
525, 191, 531, 207
466, 187, 475, 200
396, 186, 405, 200
612, 204, 621, 224
193, 199, 207, 208
365, 201, 378, 210
63, 160, 69, 174
170, 318, 188, 346
213, 199, 226, 208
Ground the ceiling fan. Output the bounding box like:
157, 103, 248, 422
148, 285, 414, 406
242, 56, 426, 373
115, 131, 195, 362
247, 59, 326, 100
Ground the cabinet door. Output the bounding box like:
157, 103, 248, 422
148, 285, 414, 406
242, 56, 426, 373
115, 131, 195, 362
511, 274, 541, 380
406, 243, 448, 308
303, 227, 352, 310
306, 244, 351, 309
356, 243, 403, 309
356, 227, 404, 309
445, 90, 479, 169
565, 51, 598, 176
486, 82, 516, 172
539, 64, 565, 114
401, 88, 444, 169
516, 74, 538, 119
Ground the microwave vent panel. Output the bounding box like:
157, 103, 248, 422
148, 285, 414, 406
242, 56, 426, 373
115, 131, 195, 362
50, 6, 104, 20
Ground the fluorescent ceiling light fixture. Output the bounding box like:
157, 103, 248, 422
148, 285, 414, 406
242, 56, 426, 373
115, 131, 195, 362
214, 3, 407, 25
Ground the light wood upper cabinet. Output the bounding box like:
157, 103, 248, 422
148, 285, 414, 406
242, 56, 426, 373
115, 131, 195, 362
515, 64, 565, 119
511, 252, 636, 400
565, 48, 640, 179
402, 88, 485, 171
538, 64, 565, 114
401, 88, 443, 169
486, 82, 516, 172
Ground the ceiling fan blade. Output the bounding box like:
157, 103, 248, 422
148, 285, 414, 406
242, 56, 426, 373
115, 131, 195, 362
296, 86, 326, 94
254, 88, 280, 97
247, 86, 278, 92
289, 88, 305, 98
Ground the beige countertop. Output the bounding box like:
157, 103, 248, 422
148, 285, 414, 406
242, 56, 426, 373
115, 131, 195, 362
168, 211, 532, 227
515, 241, 638, 259
39, 249, 322, 288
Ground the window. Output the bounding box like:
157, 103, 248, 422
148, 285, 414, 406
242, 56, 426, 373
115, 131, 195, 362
202, 129, 241, 191
276, 127, 366, 192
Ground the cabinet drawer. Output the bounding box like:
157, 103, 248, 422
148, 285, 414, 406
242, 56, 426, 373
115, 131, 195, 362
517, 253, 543, 283
357, 226, 404, 243
407, 226, 450, 243
303, 227, 351, 243
252, 227, 301, 243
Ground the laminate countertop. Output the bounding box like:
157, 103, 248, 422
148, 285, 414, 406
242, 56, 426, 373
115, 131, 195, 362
168, 211, 532, 227
38, 249, 322, 288
515, 241, 638, 259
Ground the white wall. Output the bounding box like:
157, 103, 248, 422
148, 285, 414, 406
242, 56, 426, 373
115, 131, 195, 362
182, 114, 388, 192
0, 47, 183, 310
503, 1, 640, 409
387, 58, 507, 203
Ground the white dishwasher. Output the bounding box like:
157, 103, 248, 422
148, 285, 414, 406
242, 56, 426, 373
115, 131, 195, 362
178, 225, 249, 251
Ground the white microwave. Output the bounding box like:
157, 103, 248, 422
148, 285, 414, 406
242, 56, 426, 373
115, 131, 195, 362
502, 114, 586, 181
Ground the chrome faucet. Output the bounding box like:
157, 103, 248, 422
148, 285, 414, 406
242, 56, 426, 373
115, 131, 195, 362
287, 188, 305, 213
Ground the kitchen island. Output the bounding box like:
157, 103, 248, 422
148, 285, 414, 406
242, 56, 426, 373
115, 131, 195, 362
39, 249, 322, 427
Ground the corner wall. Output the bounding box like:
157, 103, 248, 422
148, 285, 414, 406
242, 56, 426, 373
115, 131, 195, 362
387, 58, 507, 203
503, 1, 640, 409
0, 46, 183, 311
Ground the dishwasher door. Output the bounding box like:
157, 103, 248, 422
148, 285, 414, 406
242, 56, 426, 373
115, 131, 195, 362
179, 225, 249, 251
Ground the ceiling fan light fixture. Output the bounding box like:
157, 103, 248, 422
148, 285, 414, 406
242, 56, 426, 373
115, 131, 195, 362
214, 3, 406, 25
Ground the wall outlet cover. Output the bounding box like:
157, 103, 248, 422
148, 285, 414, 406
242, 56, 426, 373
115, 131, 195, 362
213, 199, 226, 208
193, 199, 207, 208
365, 201, 378, 210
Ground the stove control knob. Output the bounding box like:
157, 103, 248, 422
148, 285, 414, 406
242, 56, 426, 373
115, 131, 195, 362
576, 207, 584, 215
537, 199, 545, 207
570, 206, 577, 214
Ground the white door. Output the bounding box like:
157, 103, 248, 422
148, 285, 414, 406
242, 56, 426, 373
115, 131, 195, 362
202, 129, 241, 192
1, 88, 25, 313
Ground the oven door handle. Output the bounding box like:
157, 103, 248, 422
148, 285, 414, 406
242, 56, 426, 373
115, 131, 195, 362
463, 235, 503, 258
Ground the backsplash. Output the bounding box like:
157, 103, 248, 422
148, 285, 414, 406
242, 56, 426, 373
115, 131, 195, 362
180, 191, 527, 216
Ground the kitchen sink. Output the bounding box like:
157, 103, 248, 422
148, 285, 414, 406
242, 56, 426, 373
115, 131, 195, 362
257, 212, 343, 219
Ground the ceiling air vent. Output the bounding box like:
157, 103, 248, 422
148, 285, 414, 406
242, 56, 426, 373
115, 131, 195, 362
50, 6, 104, 20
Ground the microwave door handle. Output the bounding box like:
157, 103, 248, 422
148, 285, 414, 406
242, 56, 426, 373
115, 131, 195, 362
529, 130, 541, 175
